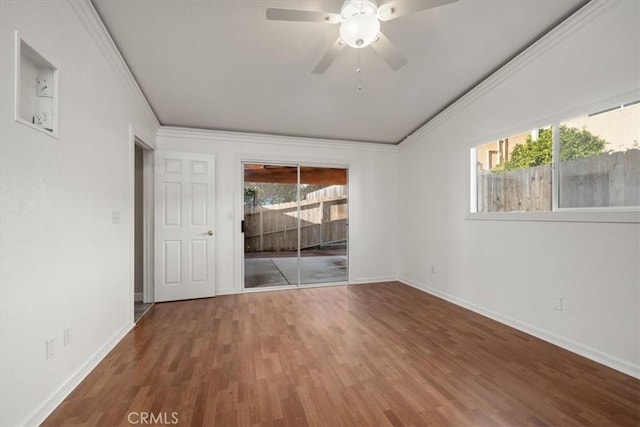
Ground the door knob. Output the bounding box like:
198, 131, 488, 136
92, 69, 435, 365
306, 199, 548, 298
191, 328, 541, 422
207, 230, 215, 236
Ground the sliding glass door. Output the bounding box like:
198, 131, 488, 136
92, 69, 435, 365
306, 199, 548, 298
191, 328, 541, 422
243, 163, 348, 289
298, 166, 348, 286
243, 163, 299, 288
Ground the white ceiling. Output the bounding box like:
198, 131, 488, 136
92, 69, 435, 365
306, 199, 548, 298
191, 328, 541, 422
92, 0, 586, 144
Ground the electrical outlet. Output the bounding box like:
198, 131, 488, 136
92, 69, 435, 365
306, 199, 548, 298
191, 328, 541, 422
63, 328, 71, 346
34, 111, 52, 130
552, 295, 563, 311
36, 77, 52, 97
46, 338, 55, 359
112, 211, 121, 224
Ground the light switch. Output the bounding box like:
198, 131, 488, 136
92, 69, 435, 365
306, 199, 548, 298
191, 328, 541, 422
112, 211, 121, 224
46, 338, 55, 359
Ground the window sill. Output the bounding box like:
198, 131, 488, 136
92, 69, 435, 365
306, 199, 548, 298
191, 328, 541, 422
466, 210, 640, 224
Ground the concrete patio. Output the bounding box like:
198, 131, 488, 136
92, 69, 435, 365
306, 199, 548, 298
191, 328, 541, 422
244, 255, 347, 288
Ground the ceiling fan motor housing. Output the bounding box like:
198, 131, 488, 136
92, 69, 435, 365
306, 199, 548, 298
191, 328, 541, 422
340, 0, 378, 19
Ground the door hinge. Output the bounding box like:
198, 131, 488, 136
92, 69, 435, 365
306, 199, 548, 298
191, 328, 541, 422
241, 220, 245, 233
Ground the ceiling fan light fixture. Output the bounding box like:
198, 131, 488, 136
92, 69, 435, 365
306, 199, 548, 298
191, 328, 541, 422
339, 13, 380, 48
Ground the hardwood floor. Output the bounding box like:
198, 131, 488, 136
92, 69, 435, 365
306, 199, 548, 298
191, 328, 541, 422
44, 282, 639, 426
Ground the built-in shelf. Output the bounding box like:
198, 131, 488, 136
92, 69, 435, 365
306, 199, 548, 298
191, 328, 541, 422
15, 32, 59, 138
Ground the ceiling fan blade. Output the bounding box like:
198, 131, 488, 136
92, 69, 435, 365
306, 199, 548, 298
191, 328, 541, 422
370, 32, 407, 71
266, 8, 341, 24
311, 38, 345, 74
377, 0, 458, 22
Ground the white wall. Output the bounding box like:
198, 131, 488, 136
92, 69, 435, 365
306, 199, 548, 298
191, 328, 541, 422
156, 129, 399, 295
0, 1, 159, 425
1, 0, 636, 425
398, 1, 640, 377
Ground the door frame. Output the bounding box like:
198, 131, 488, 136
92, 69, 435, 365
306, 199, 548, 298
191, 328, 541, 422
239, 159, 350, 292
129, 128, 155, 323
139, 141, 154, 304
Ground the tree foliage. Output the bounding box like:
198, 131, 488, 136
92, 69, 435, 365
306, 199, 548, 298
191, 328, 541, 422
559, 125, 608, 161
244, 183, 328, 208
496, 126, 608, 172
499, 129, 552, 171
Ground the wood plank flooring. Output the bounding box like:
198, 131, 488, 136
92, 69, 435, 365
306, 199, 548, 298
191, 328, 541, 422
44, 282, 639, 426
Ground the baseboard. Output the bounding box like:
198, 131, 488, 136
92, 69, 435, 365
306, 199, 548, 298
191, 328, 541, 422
348, 276, 398, 285
215, 288, 239, 296
399, 277, 640, 380
23, 321, 135, 426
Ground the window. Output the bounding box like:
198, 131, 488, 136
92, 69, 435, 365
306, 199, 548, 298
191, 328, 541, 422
471, 100, 639, 215
474, 127, 553, 212
559, 101, 639, 208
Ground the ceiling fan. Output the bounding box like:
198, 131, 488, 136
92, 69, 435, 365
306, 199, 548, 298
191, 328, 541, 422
266, 0, 458, 74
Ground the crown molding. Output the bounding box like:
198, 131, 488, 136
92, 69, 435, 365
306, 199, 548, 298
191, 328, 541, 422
157, 126, 400, 153
399, 0, 618, 151
68, 0, 160, 130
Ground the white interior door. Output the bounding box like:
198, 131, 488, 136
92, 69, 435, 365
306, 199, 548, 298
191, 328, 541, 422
154, 151, 216, 302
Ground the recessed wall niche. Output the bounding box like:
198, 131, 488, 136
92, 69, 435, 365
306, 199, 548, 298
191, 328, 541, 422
15, 33, 59, 137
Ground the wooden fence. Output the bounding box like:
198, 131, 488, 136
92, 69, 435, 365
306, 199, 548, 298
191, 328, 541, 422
305, 185, 347, 201
477, 149, 639, 211
244, 197, 347, 253
478, 164, 552, 212
559, 149, 639, 208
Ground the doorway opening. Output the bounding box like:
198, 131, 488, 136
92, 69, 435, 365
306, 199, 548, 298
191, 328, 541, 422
134, 141, 154, 321
243, 163, 348, 289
